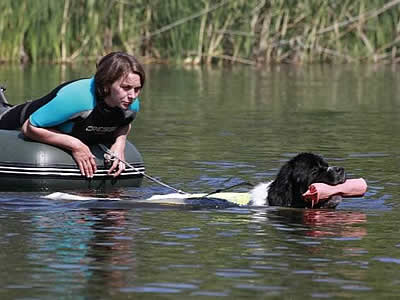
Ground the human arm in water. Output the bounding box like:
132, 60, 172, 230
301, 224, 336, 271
21, 119, 97, 178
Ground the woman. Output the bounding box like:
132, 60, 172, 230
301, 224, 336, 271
0, 52, 145, 178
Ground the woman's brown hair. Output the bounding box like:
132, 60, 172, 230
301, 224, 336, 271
94, 52, 145, 100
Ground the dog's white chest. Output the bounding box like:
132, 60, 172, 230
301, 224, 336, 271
250, 182, 271, 206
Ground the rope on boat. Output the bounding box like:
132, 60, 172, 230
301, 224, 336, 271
0, 86, 10, 105
99, 144, 189, 195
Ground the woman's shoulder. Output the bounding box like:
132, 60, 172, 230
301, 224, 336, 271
57, 77, 96, 108
58, 77, 94, 94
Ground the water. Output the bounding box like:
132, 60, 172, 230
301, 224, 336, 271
1, 63, 400, 299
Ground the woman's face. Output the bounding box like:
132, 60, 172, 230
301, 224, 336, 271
104, 72, 142, 110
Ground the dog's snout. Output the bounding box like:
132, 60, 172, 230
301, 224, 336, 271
328, 166, 344, 173
332, 166, 344, 174
329, 166, 346, 183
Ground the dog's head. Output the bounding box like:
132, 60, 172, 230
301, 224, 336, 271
267, 153, 346, 208
289, 153, 346, 188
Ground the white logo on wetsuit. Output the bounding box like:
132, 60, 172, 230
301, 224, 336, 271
85, 126, 117, 133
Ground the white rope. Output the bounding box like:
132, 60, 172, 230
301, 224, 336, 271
99, 144, 188, 194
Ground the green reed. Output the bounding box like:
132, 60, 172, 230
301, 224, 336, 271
1, 0, 400, 65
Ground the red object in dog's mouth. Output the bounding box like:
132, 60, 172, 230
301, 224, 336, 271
302, 178, 368, 208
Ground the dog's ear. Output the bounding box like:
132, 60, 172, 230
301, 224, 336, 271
268, 162, 311, 208
289, 165, 313, 207
291, 165, 313, 193
267, 164, 294, 207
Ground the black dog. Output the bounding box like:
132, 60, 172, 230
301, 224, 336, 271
250, 153, 346, 208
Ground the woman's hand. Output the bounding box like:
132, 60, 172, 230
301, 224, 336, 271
108, 143, 126, 177
71, 143, 97, 178
107, 124, 131, 177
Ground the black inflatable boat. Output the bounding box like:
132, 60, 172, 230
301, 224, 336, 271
0, 129, 144, 191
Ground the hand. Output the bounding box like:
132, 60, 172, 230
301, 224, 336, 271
107, 144, 126, 177
71, 144, 97, 178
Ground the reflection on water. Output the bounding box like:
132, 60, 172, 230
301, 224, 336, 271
1, 197, 400, 298
269, 209, 367, 238
1, 64, 400, 298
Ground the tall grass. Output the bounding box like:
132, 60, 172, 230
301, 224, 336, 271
1, 0, 400, 65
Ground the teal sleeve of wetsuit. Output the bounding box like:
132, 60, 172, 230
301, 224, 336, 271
29, 78, 96, 128
130, 98, 140, 112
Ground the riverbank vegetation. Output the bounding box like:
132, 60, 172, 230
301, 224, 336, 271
1, 0, 400, 65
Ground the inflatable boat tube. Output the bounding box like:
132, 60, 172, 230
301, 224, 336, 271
0, 129, 144, 191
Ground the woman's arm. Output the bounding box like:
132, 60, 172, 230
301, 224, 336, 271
21, 119, 97, 178
108, 124, 131, 177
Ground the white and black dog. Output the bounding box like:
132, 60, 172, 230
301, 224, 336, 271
250, 153, 346, 208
